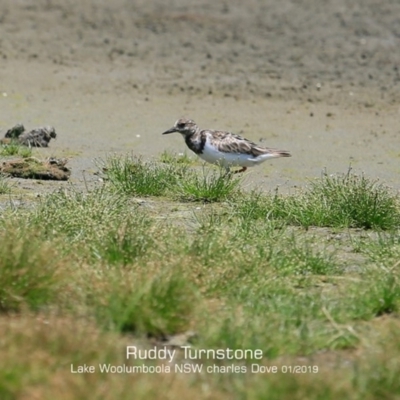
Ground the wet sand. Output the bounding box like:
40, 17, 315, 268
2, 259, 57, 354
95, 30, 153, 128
1, 0, 399, 193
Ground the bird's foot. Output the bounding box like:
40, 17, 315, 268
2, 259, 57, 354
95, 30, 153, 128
234, 167, 247, 174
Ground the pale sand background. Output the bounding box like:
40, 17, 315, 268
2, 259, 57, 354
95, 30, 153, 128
1, 0, 400, 193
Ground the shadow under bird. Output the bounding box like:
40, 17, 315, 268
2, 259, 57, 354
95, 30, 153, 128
162, 118, 291, 173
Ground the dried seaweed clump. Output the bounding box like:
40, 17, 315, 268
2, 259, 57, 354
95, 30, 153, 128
0, 157, 70, 180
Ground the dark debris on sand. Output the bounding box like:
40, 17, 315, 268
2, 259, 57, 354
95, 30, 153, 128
2, 124, 57, 147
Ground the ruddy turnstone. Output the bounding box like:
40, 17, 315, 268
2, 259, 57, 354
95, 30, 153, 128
162, 118, 291, 173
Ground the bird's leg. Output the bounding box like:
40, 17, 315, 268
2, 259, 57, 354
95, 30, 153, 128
234, 167, 247, 174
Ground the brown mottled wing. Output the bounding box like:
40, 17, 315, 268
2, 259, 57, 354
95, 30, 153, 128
206, 130, 279, 157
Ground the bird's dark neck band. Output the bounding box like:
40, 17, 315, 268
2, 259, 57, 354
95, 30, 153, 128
184, 133, 206, 154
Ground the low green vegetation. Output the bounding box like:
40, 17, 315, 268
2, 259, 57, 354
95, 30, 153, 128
177, 166, 242, 202
101, 156, 400, 227
230, 170, 400, 230
0, 142, 32, 157
101, 155, 183, 196
0, 174, 11, 194
96, 268, 196, 336
0, 155, 399, 399
0, 226, 60, 312
101, 154, 241, 202
159, 149, 194, 165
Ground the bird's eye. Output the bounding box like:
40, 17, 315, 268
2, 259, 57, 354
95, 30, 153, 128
177, 123, 185, 128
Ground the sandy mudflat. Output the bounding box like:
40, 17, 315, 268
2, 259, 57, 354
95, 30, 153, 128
1, 0, 400, 193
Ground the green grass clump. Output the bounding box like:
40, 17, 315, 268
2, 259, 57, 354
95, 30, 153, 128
294, 171, 400, 229
99, 218, 156, 266
197, 291, 359, 357
27, 187, 129, 242
101, 154, 241, 202
366, 273, 400, 316
348, 234, 400, 317
101, 155, 184, 197
178, 167, 241, 202
25, 187, 157, 265
0, 228, 59, 312
95, 268, 196, 337
0, 175, 11, 194
0, 142, 32, 157
232, 170, 400, 229
188, 216, 337, 287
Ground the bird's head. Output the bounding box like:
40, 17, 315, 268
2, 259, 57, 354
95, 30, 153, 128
162, 118, 198, 137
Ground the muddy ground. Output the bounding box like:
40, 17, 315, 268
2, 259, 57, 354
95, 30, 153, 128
0, 0, 400, 194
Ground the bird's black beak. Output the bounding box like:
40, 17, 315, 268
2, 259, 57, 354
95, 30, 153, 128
162, 127, 177, 135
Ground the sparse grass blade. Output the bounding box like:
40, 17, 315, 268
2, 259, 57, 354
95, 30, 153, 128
159, 150, 194, 165
359, 230, 400, 267
355, 272, 400, 318
178, 167, 241, 202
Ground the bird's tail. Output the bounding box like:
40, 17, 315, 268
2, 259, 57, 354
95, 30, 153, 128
269, 149, 291, 158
